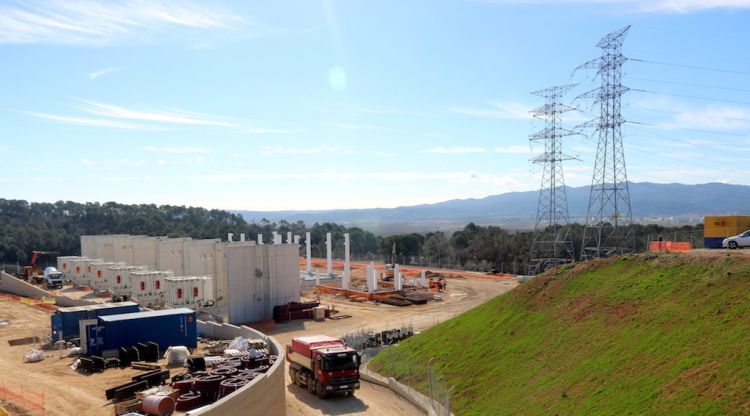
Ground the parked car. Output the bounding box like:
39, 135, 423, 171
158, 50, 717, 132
722, 230, 750, 249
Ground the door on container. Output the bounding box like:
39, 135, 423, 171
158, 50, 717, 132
86, 325, 101, 355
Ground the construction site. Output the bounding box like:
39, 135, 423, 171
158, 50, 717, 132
0, 229, 518, 416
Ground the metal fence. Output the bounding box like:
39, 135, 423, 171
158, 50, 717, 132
342, 325, 452, 416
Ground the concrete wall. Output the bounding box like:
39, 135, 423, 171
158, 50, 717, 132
191, 321, 286, 416
184, 239, 220, 301
132, 236, 161, 270
157, 238, 190, 274
0, 271, 97, 307
226, 244, 300, 323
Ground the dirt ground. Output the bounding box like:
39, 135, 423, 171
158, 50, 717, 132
0, 268, 518, 416
252, 275, 519, 416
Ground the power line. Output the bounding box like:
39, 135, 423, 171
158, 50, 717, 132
631, 88, 750, 107
629, 120, 750, 138
630, 58, 750, 76
625, 76, 750, 94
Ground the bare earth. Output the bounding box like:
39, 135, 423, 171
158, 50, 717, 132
0, 273, 518, 416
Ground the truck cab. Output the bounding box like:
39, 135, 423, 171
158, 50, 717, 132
287, 335, 361, 398
43, 267, 64, 289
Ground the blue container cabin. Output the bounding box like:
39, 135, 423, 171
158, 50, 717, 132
704, 237, 725, 249
84, 308, 197, 355
51, 301, 140, 340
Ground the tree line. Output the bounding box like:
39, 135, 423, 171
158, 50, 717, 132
0, 199, 703, 274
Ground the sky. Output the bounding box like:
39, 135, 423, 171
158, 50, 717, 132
1, 0, 749, 211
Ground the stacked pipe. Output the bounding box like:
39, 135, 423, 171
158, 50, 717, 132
272, 301, 321, 322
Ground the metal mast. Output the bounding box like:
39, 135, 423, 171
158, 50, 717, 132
529, 84, 577, 274
575, 25, 635, 260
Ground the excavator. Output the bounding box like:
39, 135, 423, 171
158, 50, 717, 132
19, 251, 59, 283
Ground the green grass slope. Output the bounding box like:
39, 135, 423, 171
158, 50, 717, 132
369, 253, 750, 415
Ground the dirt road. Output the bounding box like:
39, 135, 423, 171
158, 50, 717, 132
253, 276, 519, 415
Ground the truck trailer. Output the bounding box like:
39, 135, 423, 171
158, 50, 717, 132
287, 335, 361, 398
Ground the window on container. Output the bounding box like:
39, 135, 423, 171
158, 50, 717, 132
116, 275, 121, 284
193, 287, 199, 297
76, 266, 80, 273
97, 270, 102, 278
140, 281, 145, 291
63, 263, 67, 269
88, 266, 92, 272
155, 280, 160, 290
177, 288, 183, 299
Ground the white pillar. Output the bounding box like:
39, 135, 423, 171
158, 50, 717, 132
240, 233, 245, 242
420, 270, 427, 287
367, 261, 377, 292
343, 233, 351, 290
227, 233, 234, 242
274, 234, 282, 245
294, 235, 300, 245
326, 233, 333, 276
257, 234, 263, 245
305, 232, 312, 274
394, 264, 402, 290
287, 231, 292, 245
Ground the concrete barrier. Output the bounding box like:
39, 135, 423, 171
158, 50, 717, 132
0, 271, 50, 298
189, 320, 286, 416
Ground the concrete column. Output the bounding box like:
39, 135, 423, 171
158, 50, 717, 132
294, 235, 300, 245
257, 234, 263, 245
420, 270, 427, 287
394, 264, 402, 290
287, 232, 292, 245
326, 233, 332, 276
343, 233, 351, 290
305, 232, 312, 274
240, 233, 246, 242
367, 261, 377, 292
227, 233, 234, 242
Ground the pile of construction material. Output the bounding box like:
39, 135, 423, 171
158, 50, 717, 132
273, 301, 330, 323
376, 290, 439, 307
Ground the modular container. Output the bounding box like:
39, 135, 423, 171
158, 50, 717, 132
84, 308, 197, 355
51, 301, 139, 340
704, 216, 750, 238
109, 265, 146, 297
164, 276, 212, 308
56, 256, 81, 280
90, 261, 123, 292
130, 270, 173, 307
70, 257, 98, 286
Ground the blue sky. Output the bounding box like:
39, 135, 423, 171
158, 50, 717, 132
1, 0, 749, 211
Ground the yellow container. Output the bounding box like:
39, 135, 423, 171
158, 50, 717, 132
704, 216, 750, 238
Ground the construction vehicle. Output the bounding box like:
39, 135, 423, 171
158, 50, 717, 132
287, 335, 361, 398
429, 277, 447, 291
42, 267, 64, 289
19, 251, 59, 283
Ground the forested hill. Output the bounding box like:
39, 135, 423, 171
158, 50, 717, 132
0, 199, 378, 264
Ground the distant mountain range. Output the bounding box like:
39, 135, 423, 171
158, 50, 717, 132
234, 182, 750, 234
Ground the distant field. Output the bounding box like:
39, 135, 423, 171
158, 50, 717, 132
370, 252, 750, 415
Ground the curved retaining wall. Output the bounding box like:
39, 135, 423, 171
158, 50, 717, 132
189, 321, 286, 416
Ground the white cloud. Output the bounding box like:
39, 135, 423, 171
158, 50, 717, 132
472, 0, 750, 13
260, 146, 357, 156
0, 0, 243, 45
492, 145, 534, 154
81, 159, 96, 166
18, 100, 294, 133
428, 146, 487, 154
143, 146, 210, 154
447, 101, 532, 120
327, 122, 379, 130
89, 67, 120, 80
17, 111, 166, 130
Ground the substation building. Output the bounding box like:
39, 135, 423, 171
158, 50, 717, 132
78, 234, 301, 324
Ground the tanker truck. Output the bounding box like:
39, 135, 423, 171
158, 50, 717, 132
43, 267, 64, 289
287, 335, 361, 398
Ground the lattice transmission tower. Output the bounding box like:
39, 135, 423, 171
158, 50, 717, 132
575, 25, 635, 260
529, 84, 578, 275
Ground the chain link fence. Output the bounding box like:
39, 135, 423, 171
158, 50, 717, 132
342, 324, 452, 416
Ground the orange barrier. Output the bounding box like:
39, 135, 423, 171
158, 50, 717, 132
314, 285, 403, 301
649, 241, 692, 253
0, 379, 44, 415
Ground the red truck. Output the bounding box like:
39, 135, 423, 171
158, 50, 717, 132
287, 335, 361, 398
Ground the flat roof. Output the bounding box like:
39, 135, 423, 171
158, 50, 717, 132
99, 307, 195, 322
57, 301, 139, 313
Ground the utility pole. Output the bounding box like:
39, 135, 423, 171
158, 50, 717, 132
575, 25, 635, 260
529, 84, 578, 275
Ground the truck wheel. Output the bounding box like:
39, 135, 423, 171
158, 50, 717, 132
306, 375, 316, 393
289, 367, 297, 385
315, 380, 327, 399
